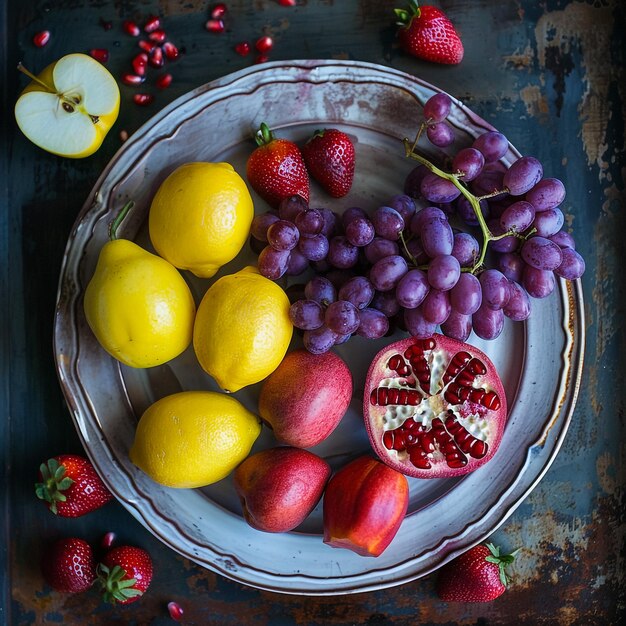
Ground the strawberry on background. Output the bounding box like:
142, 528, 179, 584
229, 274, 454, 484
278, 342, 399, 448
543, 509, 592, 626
41, 537, 97, 594
97, 545, 153, 604
395, 0, 464, 65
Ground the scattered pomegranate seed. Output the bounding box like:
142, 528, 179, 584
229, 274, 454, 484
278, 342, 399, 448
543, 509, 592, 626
144, 16, 161, 33
138, 39, 157, 53
99, 18, 113, 31
163, 41, 179, 60
33, 31, 50, 48
123, 20, 140, 37
132, 52, 149, 76
205, 19, 225, 33
89, 48, 109, 63
156, 73, 173, 89
278, 0, 297, 5
121, 73, 146, 86
234, 41, 251, 56
255, 36, 273, 53
167, 601, 184, 622
149, 46, 164, 68
148, 29, 167, 44
133, 93, 154, 106
119, 129, 129, 142
211, 3, 227, 19
255, 54, 270, 64
101, 532, 116, 549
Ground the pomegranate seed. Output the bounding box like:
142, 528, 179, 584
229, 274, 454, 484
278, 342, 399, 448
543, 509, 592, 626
149, 46, 164, 68
99, 18, 113, 31
234, 41, 250, 56
89, 48, 109, 63
138, 39, 156, 53
123, 20, 140, 37
155, 73, 172, 89
121, 73, 146, 86
144, 16, 161, 33
279, 0, 297, 5
132, 52, 149, 76
148, 29, 167, 44
255, 54, 270, 64
205, 19, 225, 33
133, 93, 154, 106
101, 532, 116, 549
167, 601, 184, 621
33, 31, 50, 47
211, 3, 227, 19
163, 41, 179, 60
255, 35, 273, 53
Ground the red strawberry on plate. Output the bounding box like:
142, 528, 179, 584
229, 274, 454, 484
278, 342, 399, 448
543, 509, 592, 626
436, 543, 519, 602
41, 537, 97, 593
246, 122, 309, 208
35, 454, 113, 517
301, 128, 355, 198
98, 545, 153, 604
395, 0, 464, 65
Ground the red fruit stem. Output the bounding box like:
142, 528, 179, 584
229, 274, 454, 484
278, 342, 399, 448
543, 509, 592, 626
254, 122, 274, 147
484, 543, 520, 587
394, 0, 421, 26
109, 201, 134, 240
97, 563, 142, 603
34, 458, 74, 514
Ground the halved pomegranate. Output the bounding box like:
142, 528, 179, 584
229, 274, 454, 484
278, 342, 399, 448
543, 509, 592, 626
364, 334, 507, 479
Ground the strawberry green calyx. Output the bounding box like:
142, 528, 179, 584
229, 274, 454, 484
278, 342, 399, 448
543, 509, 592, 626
394, 0, 421, 27
97, 563, 143, 604
35, 458, 74, 515
254, 122, 275, 147
484, 543, 520, 587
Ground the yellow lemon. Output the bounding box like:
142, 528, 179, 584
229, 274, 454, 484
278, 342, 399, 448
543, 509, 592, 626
130, 391, 262, 488
193, 266, 293, 393
83, 237, 196, 368
148, 162, 254, 278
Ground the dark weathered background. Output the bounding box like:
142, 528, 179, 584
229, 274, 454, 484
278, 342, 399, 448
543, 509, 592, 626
1, 1, 624, 624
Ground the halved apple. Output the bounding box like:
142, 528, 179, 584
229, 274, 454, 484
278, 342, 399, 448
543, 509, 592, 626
15, 53, 120, 158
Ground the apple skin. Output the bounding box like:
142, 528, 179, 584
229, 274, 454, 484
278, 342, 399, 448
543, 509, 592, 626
258, 349, 353, 448
233, 447, 331, 533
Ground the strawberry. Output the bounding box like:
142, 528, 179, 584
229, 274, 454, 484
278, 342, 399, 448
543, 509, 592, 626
301, 128, 355, 198
35, 454, 113, 517
395, 1, 464, 65
98, 545, 153, 604
246, 122, 309, 208
41, 537, 97, 593
436, 543, 519, 603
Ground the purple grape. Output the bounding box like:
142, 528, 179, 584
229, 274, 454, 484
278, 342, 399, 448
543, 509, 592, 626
325, 300, 360, 335
549, 230, 576, 250
452, 148, 485, 182
451, 232, 480, 266
472, 131, 509, 163
488, 219, 519, 254
251, 211, 279, 241
267, 219, 300, 251
420, 217, 454, 257
503, 156, 543, 196
404, 164, 429, 198
388, 194, 417, 225
471, 168, 507, 200
305, 276, 336, 305
295, 208, 323, 235
410, 206, 446, 235
278, 195, 308, 222
426, 122, 454, 147
371, 206, 405, 241
356, 308, 390, 339
522, 266, 556, 299
479, 269, 511, 310
521, 236, 563, 271
319, 208, 339, 238
498, 252, 524, 282
456, 196, 489, 226
341, 206, 367, 229
403, 237, 429, 265
500, 200, 535, 233
298, 233, 329, 261
449, 272, 482, 315
338, 276, 375, 310
421, 173, 461, 204
441, 310, 472, 342
370, 255, 409, 292
364, 237, 400, 264
286, 248, 309, 276
371, 290, 401, 317
421, 289, 451, 324
257, 246, 290, 280
532, 207, 564, 237
289, 300, 324, 330
526, 178, 566, 212
334, 332, 351, 346
427, 254, 461, 291
554, 247, 585, 280
472, 304, 505, 340
345, 216, 375, 247
404, 306, 437, 339
328, 236, 359, 268
303, 325, 337, 354
503, 281, 531, 321
395, 269, 430, 309
424, 92, 452, 122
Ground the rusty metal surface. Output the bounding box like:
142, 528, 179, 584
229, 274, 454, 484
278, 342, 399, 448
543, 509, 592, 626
1, 0, 624, 624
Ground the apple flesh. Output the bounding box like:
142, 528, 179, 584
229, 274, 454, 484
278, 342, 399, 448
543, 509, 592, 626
233, 447, 331, 533
14, 53, 120, 158
258, 349, 353, 448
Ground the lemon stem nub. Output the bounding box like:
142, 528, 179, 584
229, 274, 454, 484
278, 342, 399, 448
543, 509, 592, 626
109, 201, 135, 241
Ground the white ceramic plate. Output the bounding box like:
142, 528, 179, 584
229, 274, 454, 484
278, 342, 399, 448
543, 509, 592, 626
54, 60, 584, 595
